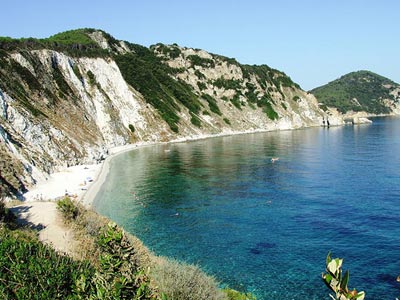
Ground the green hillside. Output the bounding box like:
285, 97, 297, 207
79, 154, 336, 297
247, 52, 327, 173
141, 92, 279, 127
311, 70, 399, 114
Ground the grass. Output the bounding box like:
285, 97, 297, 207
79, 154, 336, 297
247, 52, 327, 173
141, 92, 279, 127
46, 29, 97, 46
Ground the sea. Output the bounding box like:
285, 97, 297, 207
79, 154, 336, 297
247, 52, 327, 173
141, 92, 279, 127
93, 116, 400, 299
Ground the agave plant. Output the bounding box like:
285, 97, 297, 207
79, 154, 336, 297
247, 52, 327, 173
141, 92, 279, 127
322, 253, 365, 300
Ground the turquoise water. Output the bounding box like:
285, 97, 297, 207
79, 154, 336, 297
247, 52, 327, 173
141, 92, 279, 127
94, 117, 400, 299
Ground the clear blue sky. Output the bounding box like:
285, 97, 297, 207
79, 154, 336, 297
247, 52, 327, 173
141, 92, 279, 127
1, 0, 399, 90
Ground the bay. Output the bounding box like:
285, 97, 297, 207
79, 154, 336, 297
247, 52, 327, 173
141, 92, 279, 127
94, 117, 400, 299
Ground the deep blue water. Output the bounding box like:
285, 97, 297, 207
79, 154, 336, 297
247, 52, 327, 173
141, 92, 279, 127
94, 117, 400, 299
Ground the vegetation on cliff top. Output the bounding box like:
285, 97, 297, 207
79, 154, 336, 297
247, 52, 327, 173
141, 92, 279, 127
311, 70, 399, 114
0, 29, 111, 57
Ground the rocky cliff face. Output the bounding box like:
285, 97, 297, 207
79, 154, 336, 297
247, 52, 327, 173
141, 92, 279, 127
0, 29, 335, 198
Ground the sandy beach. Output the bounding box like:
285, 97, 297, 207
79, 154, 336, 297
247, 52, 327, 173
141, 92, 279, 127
22, 143, 146, 206
23, 163, 102, 203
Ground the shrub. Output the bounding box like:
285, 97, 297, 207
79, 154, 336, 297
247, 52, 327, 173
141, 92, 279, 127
153, 43, 181, 59
57, 196, 79, 221
0, 227, 96, 299
195, 70, 206, 80
213, 78, 242, 91
223, 118, 231, 125
273, 75, 300, 89
221, 96, 229, 102
152, 259, 225, 300
202, 93, 222, 115
223, 288, 257, 300
256, 95, 279, 120
95, 222, 145, 299
187, 55, 215, 68
0, 56, 46, 117
0, 200, 15, 224
52, 66, 73, 97
72, 63, 82, 80
197, 81, 207, 91
190, 112, 202, 128
86, 70, 96, 85
128, 124, 135, 133
230, 94, 242, 110
263, 102, 279, 120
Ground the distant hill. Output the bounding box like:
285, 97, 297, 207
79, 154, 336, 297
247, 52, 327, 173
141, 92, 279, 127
311, 71, 400, 114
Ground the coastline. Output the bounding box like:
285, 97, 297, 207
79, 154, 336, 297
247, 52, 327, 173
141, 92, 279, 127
23, 126, 311, 206
81, 141, 159, 206
21, 113, 399, 205
26, 110, 384, 207
80, 126, 324, 206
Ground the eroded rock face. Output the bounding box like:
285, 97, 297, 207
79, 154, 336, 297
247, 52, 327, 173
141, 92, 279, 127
0, 30, 338, 198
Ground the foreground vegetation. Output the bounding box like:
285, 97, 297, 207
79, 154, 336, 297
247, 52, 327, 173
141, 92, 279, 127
0, 198, 255, 299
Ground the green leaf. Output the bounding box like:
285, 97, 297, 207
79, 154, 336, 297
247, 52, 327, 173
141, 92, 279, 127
340, 270, 349, 292
326, 252, 332, 266
323, 273, 333, 284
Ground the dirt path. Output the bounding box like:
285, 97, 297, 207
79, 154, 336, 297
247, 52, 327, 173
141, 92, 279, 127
10, 201, 77, 255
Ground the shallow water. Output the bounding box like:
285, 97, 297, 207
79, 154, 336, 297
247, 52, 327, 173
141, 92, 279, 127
94, 117, 400, 299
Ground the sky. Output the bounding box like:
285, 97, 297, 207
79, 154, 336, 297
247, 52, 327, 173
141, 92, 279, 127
1, 0, 399, 90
